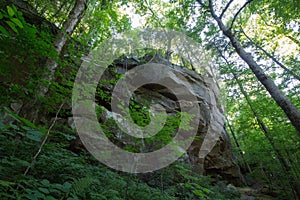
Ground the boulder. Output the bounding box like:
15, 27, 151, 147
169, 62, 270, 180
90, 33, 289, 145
96, 55, 244, 185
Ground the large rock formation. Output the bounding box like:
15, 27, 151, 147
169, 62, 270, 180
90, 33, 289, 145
97, 55, 244, 185
2, 0, 243, 184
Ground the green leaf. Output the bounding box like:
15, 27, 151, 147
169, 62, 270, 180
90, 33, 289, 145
24, 193, 38, 200
6, 20, 18, 33
67, 197, 80, 200
0, 25, 9, 36
11, 5, 18, 13
62, 182, 72, 191
65, 134, 76, 140
0, 12, 3, 19
33, 190, 45, 198
7, 6, 15, 17
11, 18, 23, 28
15, 158, 30, 167
202, 187, 211, 194
192, 189, 205, 197
9, 121, 19, 130
53, 182, 71, 192
38, 187, 50, 194
0, 121, 6, 129
49, 188, 60, 193
4, 107, 37, 129
41, 179, 50, 186
26, 130, 43, 142
0, 180, 15, 187
45, 196, 56, 200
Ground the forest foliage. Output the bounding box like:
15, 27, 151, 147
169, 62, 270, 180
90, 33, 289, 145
0, 0, 299, 199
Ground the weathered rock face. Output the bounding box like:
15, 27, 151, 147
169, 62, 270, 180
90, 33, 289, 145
0, 1, 242, 183
98, 55, 244, 185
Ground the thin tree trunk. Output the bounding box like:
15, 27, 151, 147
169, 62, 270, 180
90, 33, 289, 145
216, 47, 300, 198
19, 0, 88, 123
225, 116, 252, 174
40, 0, 88, 95
232, 69, 300, 199
286, 35, 300, 47
204, 0, 300, 135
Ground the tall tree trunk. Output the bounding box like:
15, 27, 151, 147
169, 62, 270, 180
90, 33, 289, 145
40, 0, 88, 95
216, 46, 300, 198
19, 0, 88, 123
203, 0, 300, 135
232, 69, 300, 199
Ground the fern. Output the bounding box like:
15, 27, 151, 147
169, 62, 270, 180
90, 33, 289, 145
70, 177, 96, 198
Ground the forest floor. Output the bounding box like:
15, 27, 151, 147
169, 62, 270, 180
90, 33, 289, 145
0, 110, 287, 199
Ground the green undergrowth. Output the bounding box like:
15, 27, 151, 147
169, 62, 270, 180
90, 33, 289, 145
0, 108, 240, 200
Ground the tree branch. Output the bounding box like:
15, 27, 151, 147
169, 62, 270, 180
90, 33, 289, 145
207, 0, 217, 19
207, 0, 300, 135
24, 103, 64, 176
286, 35, 300, 47
220, 0, 234, 19
195, 0, 204, 7
145, 0, 164, 27
229, 0, 254, 29
195, 0, 208, 8
241, 29, 300, 81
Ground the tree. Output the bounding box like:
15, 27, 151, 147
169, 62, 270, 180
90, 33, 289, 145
2, 0, 299, 197
241, 29, 300, 82
216, 48, 300, 196
40, 0, 88, 95
195, 0, 300, 136
17, 0, 88, 123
